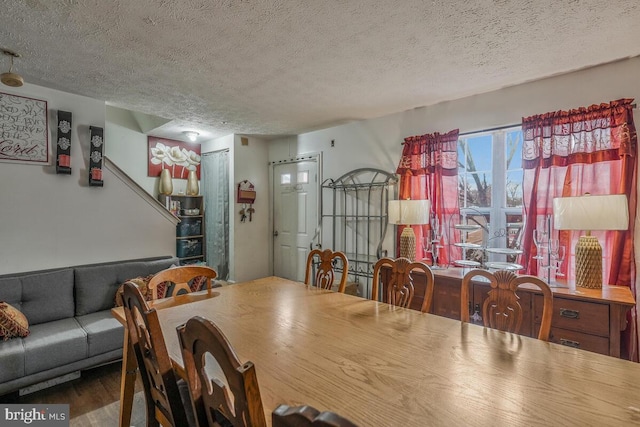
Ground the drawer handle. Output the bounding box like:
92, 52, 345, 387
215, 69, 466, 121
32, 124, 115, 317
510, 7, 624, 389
560, 338, 580, 348
560, 308, 580, 319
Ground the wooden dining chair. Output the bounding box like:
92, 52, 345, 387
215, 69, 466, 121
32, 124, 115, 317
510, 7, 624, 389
460, 269, 554, 341
272, 404, 358, 427
304, 249, 349, 293
121, 282, 193, 427
177, 315, 267, 427
371, 257, 434, 313
148, 265, 217, 300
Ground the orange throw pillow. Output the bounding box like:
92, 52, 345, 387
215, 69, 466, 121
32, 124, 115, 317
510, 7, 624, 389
0, 302, 30, 340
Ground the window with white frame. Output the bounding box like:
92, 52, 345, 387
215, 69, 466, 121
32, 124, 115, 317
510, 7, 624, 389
457, 127, 524, 262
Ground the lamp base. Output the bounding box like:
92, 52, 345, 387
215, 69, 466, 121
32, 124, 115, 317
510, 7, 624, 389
400, 226, 416, 262
575, 235, 602, 289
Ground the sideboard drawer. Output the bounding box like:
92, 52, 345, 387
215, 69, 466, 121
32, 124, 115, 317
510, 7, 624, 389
534, 296, 609, 337
543, 326, 610, 356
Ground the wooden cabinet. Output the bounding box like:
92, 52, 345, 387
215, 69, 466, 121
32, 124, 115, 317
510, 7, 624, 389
382, 267, 635, 359
429, 273, 463, 319
159, 195, 205, 265
533, 295, 611, 355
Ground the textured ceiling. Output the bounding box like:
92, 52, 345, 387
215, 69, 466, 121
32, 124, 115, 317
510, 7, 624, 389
1, 0, 640, 141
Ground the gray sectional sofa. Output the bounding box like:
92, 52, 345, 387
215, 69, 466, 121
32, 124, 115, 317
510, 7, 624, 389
0, 256, 179, 396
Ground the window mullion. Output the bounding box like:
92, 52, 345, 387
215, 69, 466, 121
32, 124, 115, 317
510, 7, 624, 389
490, 131, 506, 255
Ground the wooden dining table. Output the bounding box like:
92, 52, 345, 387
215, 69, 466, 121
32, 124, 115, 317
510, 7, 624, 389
112, 276, 640, 426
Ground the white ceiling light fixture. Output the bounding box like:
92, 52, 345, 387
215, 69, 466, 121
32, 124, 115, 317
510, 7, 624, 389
1, 48, 24, 87
183, 131, 199, 142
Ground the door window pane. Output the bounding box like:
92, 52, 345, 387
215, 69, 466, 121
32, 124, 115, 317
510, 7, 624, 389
297, 171, 309, 184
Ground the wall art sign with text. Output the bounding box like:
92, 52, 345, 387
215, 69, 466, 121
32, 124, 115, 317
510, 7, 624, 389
0, 91, 49, 165
148, 136, 201, 179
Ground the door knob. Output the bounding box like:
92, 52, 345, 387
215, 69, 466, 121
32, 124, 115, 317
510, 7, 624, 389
273, 231, 279, 237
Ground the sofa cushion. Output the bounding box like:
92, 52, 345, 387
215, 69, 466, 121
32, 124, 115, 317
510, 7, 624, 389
115, 262, 152, 284
74, 263, 120, 316
0, 338, 25, 383
75, 257, 179, 316
0, 276, 22, 309
21, 269, 75, 325
23, 318, 88, 375
114, 258, 178, 284
76, 310, 123, 357
0, 302, 30, 340
143, 258, 179, 277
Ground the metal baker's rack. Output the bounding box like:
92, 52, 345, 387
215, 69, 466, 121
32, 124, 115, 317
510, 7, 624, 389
317, 168, 397, 298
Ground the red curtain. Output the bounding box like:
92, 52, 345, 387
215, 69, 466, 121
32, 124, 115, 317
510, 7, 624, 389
396, 129, 460, 265
521, 98, 638, 360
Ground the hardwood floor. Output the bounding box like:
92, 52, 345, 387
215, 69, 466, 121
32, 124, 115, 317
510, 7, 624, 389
0, 362, 147, 426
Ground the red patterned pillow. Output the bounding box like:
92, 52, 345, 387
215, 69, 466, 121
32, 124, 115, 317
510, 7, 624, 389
0, 302, 30, 341
114, 275, 169, 306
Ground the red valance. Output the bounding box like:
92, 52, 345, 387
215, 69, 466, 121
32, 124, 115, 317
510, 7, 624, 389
522, 98, 636, 170
396, 129, 459, 177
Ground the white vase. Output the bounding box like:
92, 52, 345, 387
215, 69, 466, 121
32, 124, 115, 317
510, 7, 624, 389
159, 169, 173, 195
186, 170, 199, 196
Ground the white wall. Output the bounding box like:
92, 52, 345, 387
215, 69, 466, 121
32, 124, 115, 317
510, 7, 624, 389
105, 106, 156, 195
268, 57, 640, 254
200, 134, 270, 282
106, 106, 193, 196
232, 135, 270, 282
0, 84, 176, 274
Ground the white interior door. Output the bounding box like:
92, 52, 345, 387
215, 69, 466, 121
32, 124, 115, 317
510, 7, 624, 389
273, 160, 318, 281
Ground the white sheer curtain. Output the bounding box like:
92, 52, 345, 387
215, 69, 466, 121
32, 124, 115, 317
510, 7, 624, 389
202, 149, 230, 280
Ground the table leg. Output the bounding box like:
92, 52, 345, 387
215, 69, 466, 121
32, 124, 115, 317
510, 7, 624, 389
118, 328, 137, 427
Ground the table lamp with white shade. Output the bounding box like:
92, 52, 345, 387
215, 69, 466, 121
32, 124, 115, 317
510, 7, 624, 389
552, 194, 628, 289
388, 199, 431, 261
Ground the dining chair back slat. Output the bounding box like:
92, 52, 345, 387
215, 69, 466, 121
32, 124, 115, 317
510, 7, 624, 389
460, 269, 554, 340
304, 249, 349, 293
121, 282, 190, 427
177, 315, 267, 427
371, 257, 435, 313
148, 265, 217, 299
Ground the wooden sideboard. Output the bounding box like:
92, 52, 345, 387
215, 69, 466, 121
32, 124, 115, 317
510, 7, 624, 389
381, 267, 636, 359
